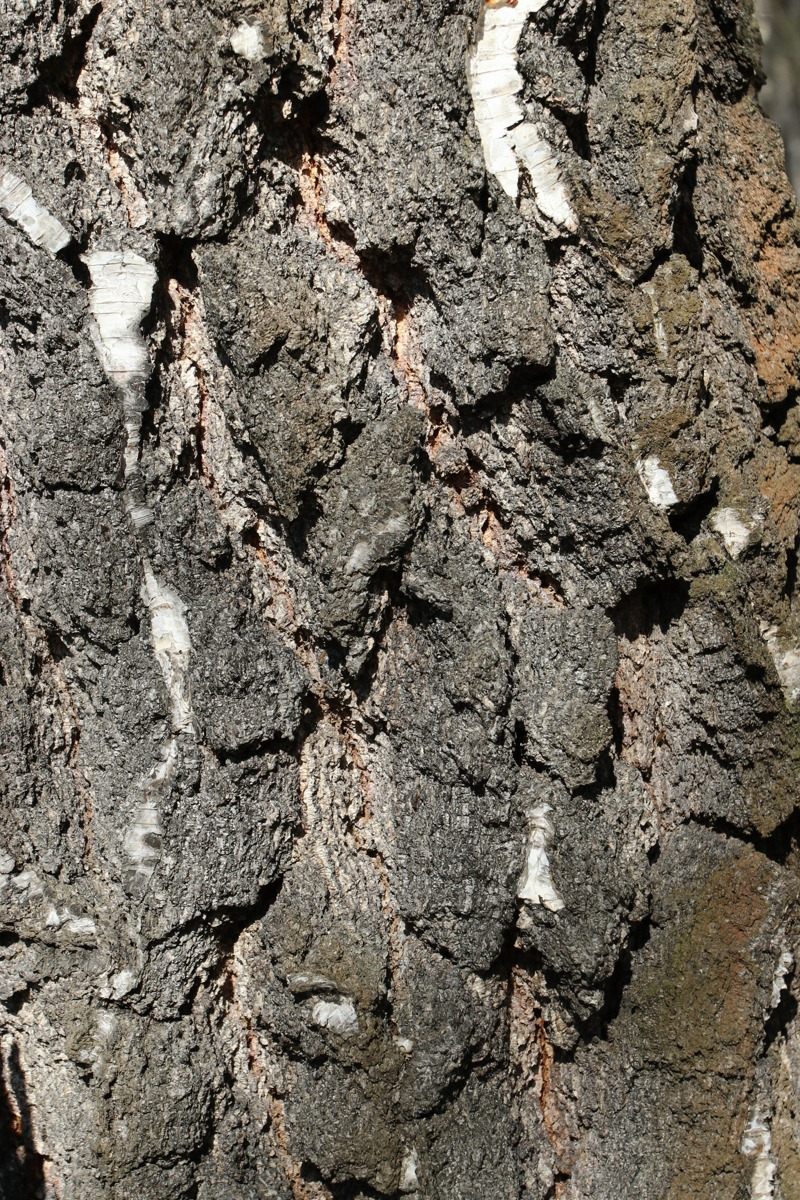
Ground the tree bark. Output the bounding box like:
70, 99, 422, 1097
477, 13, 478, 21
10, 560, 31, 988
1, 1, 800, 1197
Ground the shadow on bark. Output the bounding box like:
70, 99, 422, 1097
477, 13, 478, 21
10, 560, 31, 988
0, 1041, 45, 1200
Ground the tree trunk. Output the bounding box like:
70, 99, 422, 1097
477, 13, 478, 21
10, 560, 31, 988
1, 1, 800, 1197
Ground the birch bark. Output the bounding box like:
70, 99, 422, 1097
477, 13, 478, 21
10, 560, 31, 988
1, 1, 800, 1197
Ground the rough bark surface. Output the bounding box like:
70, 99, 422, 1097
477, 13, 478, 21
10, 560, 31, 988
758, 0, 800, 195
2, 1, 800, 1197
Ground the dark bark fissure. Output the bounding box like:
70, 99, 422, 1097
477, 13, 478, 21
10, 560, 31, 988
0, 1044, 45, 1200
25, 1, 102, 109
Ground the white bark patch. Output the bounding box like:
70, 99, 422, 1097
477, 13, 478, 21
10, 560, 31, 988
286, 971, 340, 995
8, 871, 44, 900
760, 623, 800, 705
742, 1113, 777, 1200
141, 564, 194, 734
101, 970, 138, 1000
467, 0, 577, 230
86, 249, 158, 527
709, 507, 753, 558
84, 250, 158, 384
85, 253, 194, 731
0, 168, 71, 255
84, 250, 198, 894
517, 804, 564, 911
44, 908, 96, 936
123, 738, 178, 898
311, 997, 359, 1034
636, 456, 679, 509
95, 1011, 116, 1041
399, 1149, 419, 1193
641, 280, 670, 359
230, 20, 265, 61
770, 949, 794, 1009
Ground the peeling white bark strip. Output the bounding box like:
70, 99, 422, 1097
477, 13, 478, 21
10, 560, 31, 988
84, 248, 196, 895
230, 20, 265, 61
636, 456, 678, 510
85, 249, 159, 530
709, 506, 754, 558
760, 622, 800, 706
399, 1149, 419, 1193
517, 804, 564, 911
770, 949, 794, 1009
141, 564, 194, 735
84, 250, 157, 382
122, 564, 194, 894
123, 738, 177, 899
311, 997, 359, 1034
742, 1112, 778, 1200
0, 168, 71, 255
467, 0, 577, 231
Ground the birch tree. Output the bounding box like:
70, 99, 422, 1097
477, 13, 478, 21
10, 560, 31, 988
1, 1, 800, 1197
